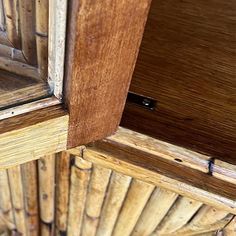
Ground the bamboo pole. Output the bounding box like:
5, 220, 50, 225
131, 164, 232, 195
0, 170, 15, 230
175, 205, 229, 235
40, 222, 51, 236
0, 44, 27, 63
154, 196, 203, 235
67, 156, 92, 236
96, 172, 132, 236
21, 161, 39, 236
36, 0, 48, 79
0, 57, 40, 80
7, 166, 27, 235
19, 0, 37, 65
132, 187, 178, 236
81, 164, 112, 236
223, 216, 236, 236
112, 179, 155, 236
55, 152, 70, 233
38, 155, 55, 224
2, 0, 20, 48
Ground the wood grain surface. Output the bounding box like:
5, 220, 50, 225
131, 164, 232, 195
0, 105, 68, 168
64, 0, 152, 148
121, 0, 236, 163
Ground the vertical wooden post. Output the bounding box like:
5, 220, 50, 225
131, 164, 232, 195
64, 0, 152, 147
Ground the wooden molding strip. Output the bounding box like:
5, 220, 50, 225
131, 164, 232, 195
70, 146, 236, 215
48, 0, 68, 100
0, 96, 60, 120
108, 127, 210, 173
0, 105, 68, 169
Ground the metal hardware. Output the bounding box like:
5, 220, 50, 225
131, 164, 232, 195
127, 92, 157, 110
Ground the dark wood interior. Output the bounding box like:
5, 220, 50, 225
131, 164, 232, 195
121, 0, 236, 163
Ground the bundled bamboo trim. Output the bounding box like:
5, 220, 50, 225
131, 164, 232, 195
38, 155, 56, 224
112, 179, 154, 236
108, 127, 210, 173
67, 156, 92, 236
55, 152, 70, 232
0, 57, 40, 80
81, 147, 236, 214
2, 0, 21, 48
0, 170, 15, 230
36, 0, 48, 79
213, 160, 236, 185
96, 172, 132, 236
19, 0, 37, 65
175, 205, 229, 235
0, 0, 5, 31
81, 164, 112, 236
154, 196, 203, 235
48, 0, 68, 99
0, 44, 26, 63
7, 166, 27, 235
132, 187, 178, 236
21, 161, 39, 236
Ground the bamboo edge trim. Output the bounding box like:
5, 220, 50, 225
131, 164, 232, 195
0, 96, 61, 120
70, 147, 236, 215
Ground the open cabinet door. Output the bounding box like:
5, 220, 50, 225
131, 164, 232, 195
0, 0, 151, 168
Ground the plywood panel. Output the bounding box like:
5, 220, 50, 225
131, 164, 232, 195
121, 0, 236, 163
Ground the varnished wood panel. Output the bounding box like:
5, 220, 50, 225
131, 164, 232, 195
64, 0, 152, 148
121, 0, 236, 163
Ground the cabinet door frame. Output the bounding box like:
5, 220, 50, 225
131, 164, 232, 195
0, 0, 152, 168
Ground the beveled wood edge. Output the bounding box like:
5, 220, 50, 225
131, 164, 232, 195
0, 105, 69, 169
68, 146, 236, 215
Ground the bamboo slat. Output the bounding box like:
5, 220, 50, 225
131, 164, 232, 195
132, 187, 178, 236
154, 196, 202, 235
67, 156, 92, 236
19, 0, 37, 65
36, 0, 48, 79
21, 161, 39, 236
38, 155, 55, 224
7, 166, 27, 235
55, 152, 70, 233
175, 205, 229, 235
0, 170, 15, 230
2, 0, 20, 48
112, 179, 155, 236
81, 164, 112, 236
96, 172, 132, 236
